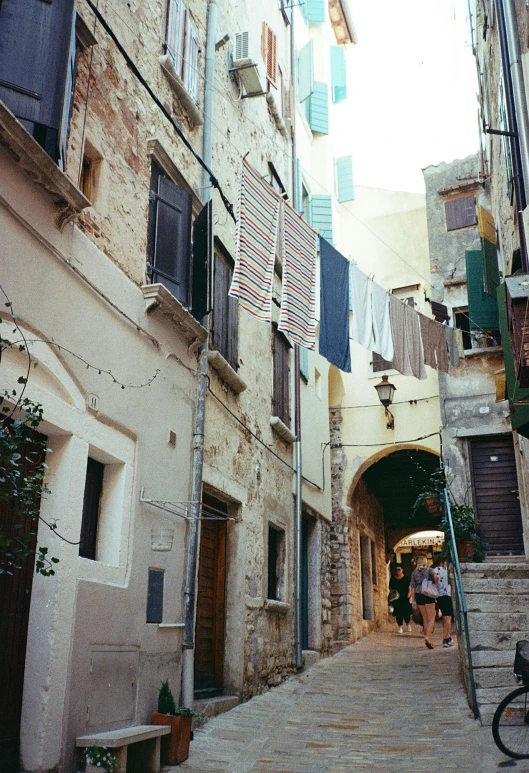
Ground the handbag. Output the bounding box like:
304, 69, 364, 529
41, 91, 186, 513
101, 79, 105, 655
388, 589, 400, 603
421, 575, 439, 599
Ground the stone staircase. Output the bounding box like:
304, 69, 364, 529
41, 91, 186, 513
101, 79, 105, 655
460, 560, 529, 724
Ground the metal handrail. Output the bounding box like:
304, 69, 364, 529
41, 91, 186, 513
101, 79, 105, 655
443, 488, 479, 719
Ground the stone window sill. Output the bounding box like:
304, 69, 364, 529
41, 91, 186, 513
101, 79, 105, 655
264, 599, 290, 614
208, 350, 247, 393
464, 345, 503, 357
141, 284, 207, 351
159, 55, 204, 127
270, 416, 296, 443
0, 101, 90, 228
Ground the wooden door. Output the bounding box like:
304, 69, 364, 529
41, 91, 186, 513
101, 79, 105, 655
300, 516, 309, 650
470, 435, 524, 556
194, 494, 227, 694
0, 432, 46, 772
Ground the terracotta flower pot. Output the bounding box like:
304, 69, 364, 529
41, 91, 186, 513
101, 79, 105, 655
456, 540, 475, 562
151, 712, 192, 765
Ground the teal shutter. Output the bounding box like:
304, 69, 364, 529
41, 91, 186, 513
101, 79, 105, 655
336, 156, 354, 202
295, 159, 302, 213
330, 46, 347, 103
301, 0, 325, 23
465, 249, 499, 329
309, 195, 333, 244
482, 237, 501, 298
307, 81, 329, 134
297, 41, 314, 103
299, 347, 310, 382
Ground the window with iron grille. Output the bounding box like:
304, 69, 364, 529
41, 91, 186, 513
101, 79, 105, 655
165, 0, 200, 103
211, 249, 239, 370
272, 327, 291, 427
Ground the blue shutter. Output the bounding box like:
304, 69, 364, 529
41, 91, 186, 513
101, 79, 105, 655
465, 249, 499, 329
297, 41, 314, 103
299, 347, 310, 382
336, 156, 355, 202
309, 195, 333, 244
305, 0, 325, 23
307, 81, 329, 134
330, 46, 347, 103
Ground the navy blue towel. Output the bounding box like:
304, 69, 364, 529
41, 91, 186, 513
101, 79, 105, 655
319, 237, 351, 373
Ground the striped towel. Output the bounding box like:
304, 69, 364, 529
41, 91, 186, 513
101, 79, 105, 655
229, 160, 280, 321
278, 203, 318, 349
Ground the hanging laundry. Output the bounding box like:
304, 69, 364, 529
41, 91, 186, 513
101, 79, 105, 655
455, 328, 466, 358
319, 237, 351, 373
350, 264, 375, 350
229, 159, 280, 322
388, 296, 427, 380
445, 325, 460, 367
371, 281, 394, 362
278, 202, 318, 350
418, 313, 449, 373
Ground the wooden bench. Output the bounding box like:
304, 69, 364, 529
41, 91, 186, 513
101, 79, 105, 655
76, 724, 171, 773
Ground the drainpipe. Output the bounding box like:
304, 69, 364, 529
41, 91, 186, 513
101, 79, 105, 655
289, 2, 303, 671
495, 0, 529, 271
503, 0, 529, 201
181, 0, 216, 709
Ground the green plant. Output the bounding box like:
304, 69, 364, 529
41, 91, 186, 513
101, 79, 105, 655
156, 680, 201, 717
440, 503, 485, 562
411, 468, 446, 518
84, 746, 116, 771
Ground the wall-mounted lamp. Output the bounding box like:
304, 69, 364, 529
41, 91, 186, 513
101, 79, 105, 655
374, 375, 396, 430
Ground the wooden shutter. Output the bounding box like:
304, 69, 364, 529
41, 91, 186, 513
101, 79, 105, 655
307, 81, 329, 134
58, 9, 78, 172
372, 352, 393, 372
153, 176, 192, 306
297, 41, 314, 103
465, 249, 499, 330
211, 251, 239, 370
191, 200, 213, 322
305, 0, 325, 23
309, 195, 333, 244
482, 237, 501, 298
166, 0, 186, 78
330, 46, 347, 103
445, 195, 477, 231
431, 301, 449, 323
273, 328, 291, 426
262, 23, 277, 86
185, 14, 200, 102
79, 458, 104, 560
0, 0, 76, 163
335, 156, 354, 202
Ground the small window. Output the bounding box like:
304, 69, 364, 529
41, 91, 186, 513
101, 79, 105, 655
146, 569, 164, 623
165, 0, 200, 102
454, 307, 472, 350
79, 140, 102, 203
444, 195, 477, 231
211, 248, 239, 370
79, 457, 104, 560
272, 327, 291, 427
267, 525, 285, 601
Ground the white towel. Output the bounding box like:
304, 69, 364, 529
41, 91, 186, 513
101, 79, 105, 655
371, 282, 394, 362
350, 265, 375, 350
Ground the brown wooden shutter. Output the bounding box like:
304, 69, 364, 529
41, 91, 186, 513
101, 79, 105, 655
262, 23, 277, 86
445, 195, 477, 231
152, 176, 192, 306
431, 301, 449, 323
192, 200, 213, 322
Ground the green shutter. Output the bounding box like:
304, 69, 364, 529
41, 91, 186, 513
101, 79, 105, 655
297, 41, 314, 103
300, 347, 310, 382
330, 46, 347, 103
482, 237, 501, 298
301, 0, 325, 23
309, 195, 333, 244
465, 249, 499, 329
307, 81, 329, 134
336, 156, 354, 202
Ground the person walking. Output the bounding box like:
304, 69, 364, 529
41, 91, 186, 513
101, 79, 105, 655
410, 555, 439, 649
389, 565, 412, 634
433, 557, 454, 647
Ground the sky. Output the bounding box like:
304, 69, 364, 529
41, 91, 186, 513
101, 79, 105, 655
340, 0, 480, 193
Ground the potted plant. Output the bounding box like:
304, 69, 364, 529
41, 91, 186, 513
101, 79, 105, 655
151, 680, 199, 765
84, 746, 117, 772
411, 469, 446, 519
440, 504, 484, 562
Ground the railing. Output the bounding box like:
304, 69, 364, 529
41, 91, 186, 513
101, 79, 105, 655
443, 488, 479, 719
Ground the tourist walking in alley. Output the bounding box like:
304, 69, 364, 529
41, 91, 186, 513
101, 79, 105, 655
410, 555, 439, 648
433, 557, 454, 647
388, 565, 412, 634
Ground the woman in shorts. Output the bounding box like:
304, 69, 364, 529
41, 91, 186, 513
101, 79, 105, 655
410, 555, 439, 649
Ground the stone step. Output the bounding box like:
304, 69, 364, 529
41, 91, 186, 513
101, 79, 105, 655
467, 612, 529, 631
471, 650, 514, 668
462, 578, 529, 594
473, 666, 517, 690
302, 650, 320, 669
461, 561, 529, 578
469, 629, 529, 650
193, 694, 239, 722
476, 684, 522, 707
466, 595, 529, 614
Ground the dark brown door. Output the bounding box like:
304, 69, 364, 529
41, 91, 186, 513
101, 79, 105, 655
194, 494, 227, 694
470, 435, 524, 556
0, 432, 46, 772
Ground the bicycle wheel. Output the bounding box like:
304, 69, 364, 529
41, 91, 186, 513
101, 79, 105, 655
492, 686, 529, 759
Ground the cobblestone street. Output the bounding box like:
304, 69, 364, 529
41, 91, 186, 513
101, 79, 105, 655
172, 624, 525, 773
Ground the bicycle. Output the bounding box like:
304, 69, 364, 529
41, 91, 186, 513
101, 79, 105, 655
492, 640, 529, 758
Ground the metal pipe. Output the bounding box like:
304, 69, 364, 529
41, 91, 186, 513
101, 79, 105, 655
181, 0, 217, 709
503, 0, 529, 201
289, 1, 303, 671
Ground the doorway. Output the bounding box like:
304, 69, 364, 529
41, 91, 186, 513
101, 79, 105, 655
469, 434, 524, 556
194, 493, 227, 696
0, 431, 46, 772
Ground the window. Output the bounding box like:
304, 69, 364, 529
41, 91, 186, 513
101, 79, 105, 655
454, 307, 472, 350
146, 569, 164, 623
79, 458, 104, 560
0, 0, 78, 169
79, 140, 102, 203
272, 327, 291, 427
261, 23, 277, 87
165, 0, 200, 103
267, 525, 285, 601
444, 195, 477, 231
211, 248, 239, 370
147, 160, 192, 306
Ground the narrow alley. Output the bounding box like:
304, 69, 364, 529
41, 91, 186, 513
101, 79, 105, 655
175, 624, 515, 773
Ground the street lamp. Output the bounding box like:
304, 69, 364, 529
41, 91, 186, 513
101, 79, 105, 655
374, 375, 396, 430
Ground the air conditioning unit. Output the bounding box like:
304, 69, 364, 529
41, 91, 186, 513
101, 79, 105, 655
232, 31, 266, 97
